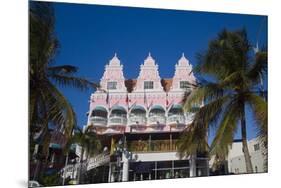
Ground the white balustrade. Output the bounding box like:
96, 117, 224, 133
167, 114, 185, 125
128, 115, 147, 126
148, 115, 166, 126
90, 116, 107, 127
185, 113, 195, 124
108, 115, 127, 127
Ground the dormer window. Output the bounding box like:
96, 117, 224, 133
144, 81, 154, 89
107, 81, 117, 90
180, 81, 189, 89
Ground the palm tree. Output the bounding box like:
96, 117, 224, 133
177, 29, 267, 173
64, 127, 101, 184
29, 1, 98, 180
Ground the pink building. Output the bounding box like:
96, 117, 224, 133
87, 53, 196, 134
82, 53, 208, 183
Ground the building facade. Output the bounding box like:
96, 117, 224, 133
81, 53, 209, 183
227, 138, 267, 174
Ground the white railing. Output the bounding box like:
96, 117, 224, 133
90, 116, 107, 127
89, 113, 195, 127
148, 115, 166, 126
185, 113, 195, 124
61, 163, 79, 179
167, 114, 185, 125
108, 115, 127, 127
87, 152, 110, 171
128, 116, 147, 126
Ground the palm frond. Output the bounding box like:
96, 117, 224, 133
43, 81, 77, 138
50, 74, 99, 91
30, 86, 49, 132
30, 2, 59, 68
178, 94, 230, 158
177, 122, 209, 158
196, 29, 251, 80
196, 95, 231, 128
246, 93, 267, 141
246, 93, 268, 171
247, 51, 267, 84
183, 82, 224, 111
48, 65, 78, 75
210, 99, 241, 158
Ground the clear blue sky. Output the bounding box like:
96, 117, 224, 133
52, 2, 267, 141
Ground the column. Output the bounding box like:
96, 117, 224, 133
108, 162, 112, 183
155, 161, 157, 179
122, 153, 129, 182
206, 158, 210, 176
169, 134, 172, 151
149, 134, 152, 151
172, 160, 174, 178
189, 154, 196, 177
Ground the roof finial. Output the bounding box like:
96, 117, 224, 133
148, 52, 151, 57
182, 52, 185, 57
114, 52, 117, 57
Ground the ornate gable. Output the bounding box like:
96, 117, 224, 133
134, 53, 164, 92
100, 53, 127, 92
170, 53, 196, 91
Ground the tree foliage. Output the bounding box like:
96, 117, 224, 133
29, 1, 98, 140
177, 29, 267, 172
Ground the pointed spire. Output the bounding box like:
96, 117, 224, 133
144, 51, 155, 66
178, 52, 188, 66
109, 52, 120, 66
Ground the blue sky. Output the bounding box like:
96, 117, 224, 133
52, 2, 267, 141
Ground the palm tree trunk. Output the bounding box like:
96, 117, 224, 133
241, 105, 253, 173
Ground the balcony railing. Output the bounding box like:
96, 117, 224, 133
89, 113, 194, 128
148, 115, 166, 126
167, 114, 186, 125
128, 115, 147, 126
185, 113, 195, 124
108, 115, 127, 127
90, 116, 107, 127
